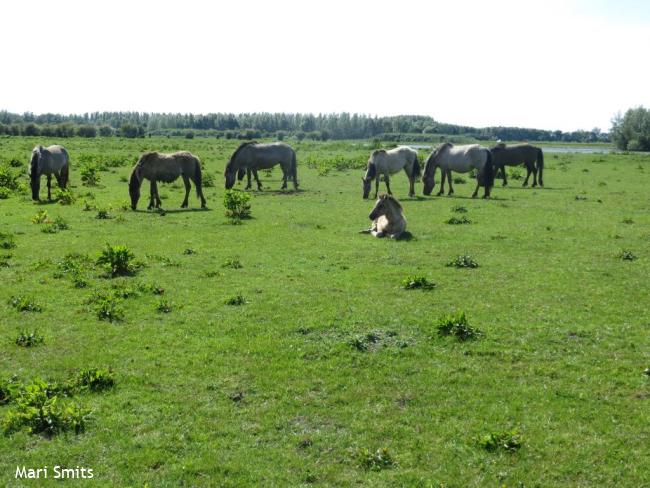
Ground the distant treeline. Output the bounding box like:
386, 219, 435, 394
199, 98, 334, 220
0, 110, 609, 143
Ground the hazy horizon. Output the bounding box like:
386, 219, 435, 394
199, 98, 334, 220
3, 0, 649, 132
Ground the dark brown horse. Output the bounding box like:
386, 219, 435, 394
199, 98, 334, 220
129, 151, 206, 210
490, 143, 544, 187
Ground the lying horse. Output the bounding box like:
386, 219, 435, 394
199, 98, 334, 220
422, 143, 494, 198
129, 151, 206, 210
29, 145, 69, 201
490, 143, 544, 187
360, 194, 407, 239
362, 146, 420, 199
224, 141, 298, 191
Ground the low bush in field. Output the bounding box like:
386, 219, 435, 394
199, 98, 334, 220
55, 188, 75, 205
71, 368, 115, 392
94, 295, 124, 322
222, 257, 243, 269
356, 447, 396, 471
0, 232, 16, 249
41, 216, 69, 233
447, 254, 479, 268
97, 244, 137, 277
223, 190, 251, 222
436, 311, 481, 341
477, 429, 522, 452
31, 210, 49, 224
80, 164, 100, 186
156, 299, 173, 313
618, 249, 637, 261
400, 275, 435, 290
15, 331, 44, 347
8, 296, 42, 312
446, 215, 471, 225
225, 294, 247, 306
451, 205, 467, 213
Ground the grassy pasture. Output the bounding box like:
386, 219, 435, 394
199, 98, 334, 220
1, 136, 649, 486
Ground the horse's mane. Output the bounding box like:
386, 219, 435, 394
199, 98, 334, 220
230, 141, 258, 162
380, 193, 402, 210
372, 149, 387, 156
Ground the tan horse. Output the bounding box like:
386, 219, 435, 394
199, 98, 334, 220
361, 194, 407, 239
362, 146, 420, 199
129, 151, 206, 210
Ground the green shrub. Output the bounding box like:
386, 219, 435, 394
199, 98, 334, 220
156, 299, 172, 313
222, 257, 243, 269
15, 331, 44, 347
55, 188, 75, 205
0, 232, 16, 249
446, 215, 472, 225
202, 172, 215, 188
400, 275, 435, 290
8, 296, 42, 312
41, 216, 69, 233
223, 190, 251, 221
96, 244, 137, 277
618, 249, 637, 261
357, 447, 396, 471
0, 187, 10, 199
31, 210, 49, 224
225, 294, 247, 306
72, 368, 115, 392
80, 164, 100, 186
451, 205, 467, 213
95, 296, 124, 322
447, 254, 479, 268
436, 311, 481, 341
96, 208, 112, 220
478, 429, 522, 452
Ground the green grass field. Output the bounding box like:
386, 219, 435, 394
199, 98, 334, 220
1, 136, 649, 487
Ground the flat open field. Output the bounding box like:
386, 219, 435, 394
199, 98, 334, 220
1, 137, 649, 486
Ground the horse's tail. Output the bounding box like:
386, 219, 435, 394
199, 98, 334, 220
537, 148, 544, 186
412, 154, 422, 179
291, 151, 298, 186
483, 149, 494, 189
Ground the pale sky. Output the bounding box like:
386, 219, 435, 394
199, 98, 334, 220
2, 0, 649, 132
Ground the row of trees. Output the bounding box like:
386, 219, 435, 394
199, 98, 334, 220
0, 110, 609, 143
611, 107, 650, 151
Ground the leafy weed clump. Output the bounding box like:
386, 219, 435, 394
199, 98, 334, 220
447, 254, 479, 268
55, 188, 75, 205
618, 249, 637, 261
156, 299, 173, 313
31, 209, 49, 224
96, 208, 112, 220
41, 216, 69, 234
0, 232, 16, 250
477, 429, 522, 453
223, 190, 251, 222
401, 275, 435, 290
71, 368, 115, 393
225, 294, 247, 306
446, 215, 472, 225
222, 257, 243, 269
97, 244, 137, 277
437, 311, 481, 341
451, 205, 467, 213
94, 296, 124, 322
80, 164, 100, 186
8, 296, 42, 312
15, 331, 44, 347
357, 447, 396, 471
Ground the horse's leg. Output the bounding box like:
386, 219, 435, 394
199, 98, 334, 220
181, 175, 190, 208
47, 174, 52, 200
523, 165, 531, 187
531, 162, 538, 187
245, 169, 252, 190
384, 174, 392, 195
280, 166, 288, 190
502, 165, 508, 186
154, 181, 162, 208
253, 169, 263, 190
437, 170, 446, 196
447, 170, 454, 195
374, 176, 380, 198
148, 180, 155, 210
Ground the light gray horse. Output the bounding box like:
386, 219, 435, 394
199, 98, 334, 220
224, 141, 298, 191
422, 143, 494, 198
490, 143, 544, 187
362, 146, 421, 199
29, 145, 70, 201
129, 151, 206, 210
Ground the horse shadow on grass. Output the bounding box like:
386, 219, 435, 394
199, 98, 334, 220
133, 207, 214, 215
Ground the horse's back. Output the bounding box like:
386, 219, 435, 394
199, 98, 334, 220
42, 145, 69, 172
441, 144, 485, 172
139, 151, 199, 181
374, 146, 417, 173
251, 142, 295, 165
491, 144, 540, 164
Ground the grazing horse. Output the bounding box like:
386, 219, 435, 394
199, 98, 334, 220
422, 143, 494, 198
360, 194, 407, 239
490, 143, 544, 187
129, 151, 206, 210
29, 145, 69, 201
362, 146, 421, 199
224, 141, 298, 191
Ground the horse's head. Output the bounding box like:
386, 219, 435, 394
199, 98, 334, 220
224, 163, 237, 189
362, 160, 376, 199
29, 146, 42, 201
422, 152, 438, 195
369, 193, 401, 220
128, 167, 141, 210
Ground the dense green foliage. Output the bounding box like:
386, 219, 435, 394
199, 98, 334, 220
0, 110, 609, 143
0, 136, 649, 486
611, 106, 650, 151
